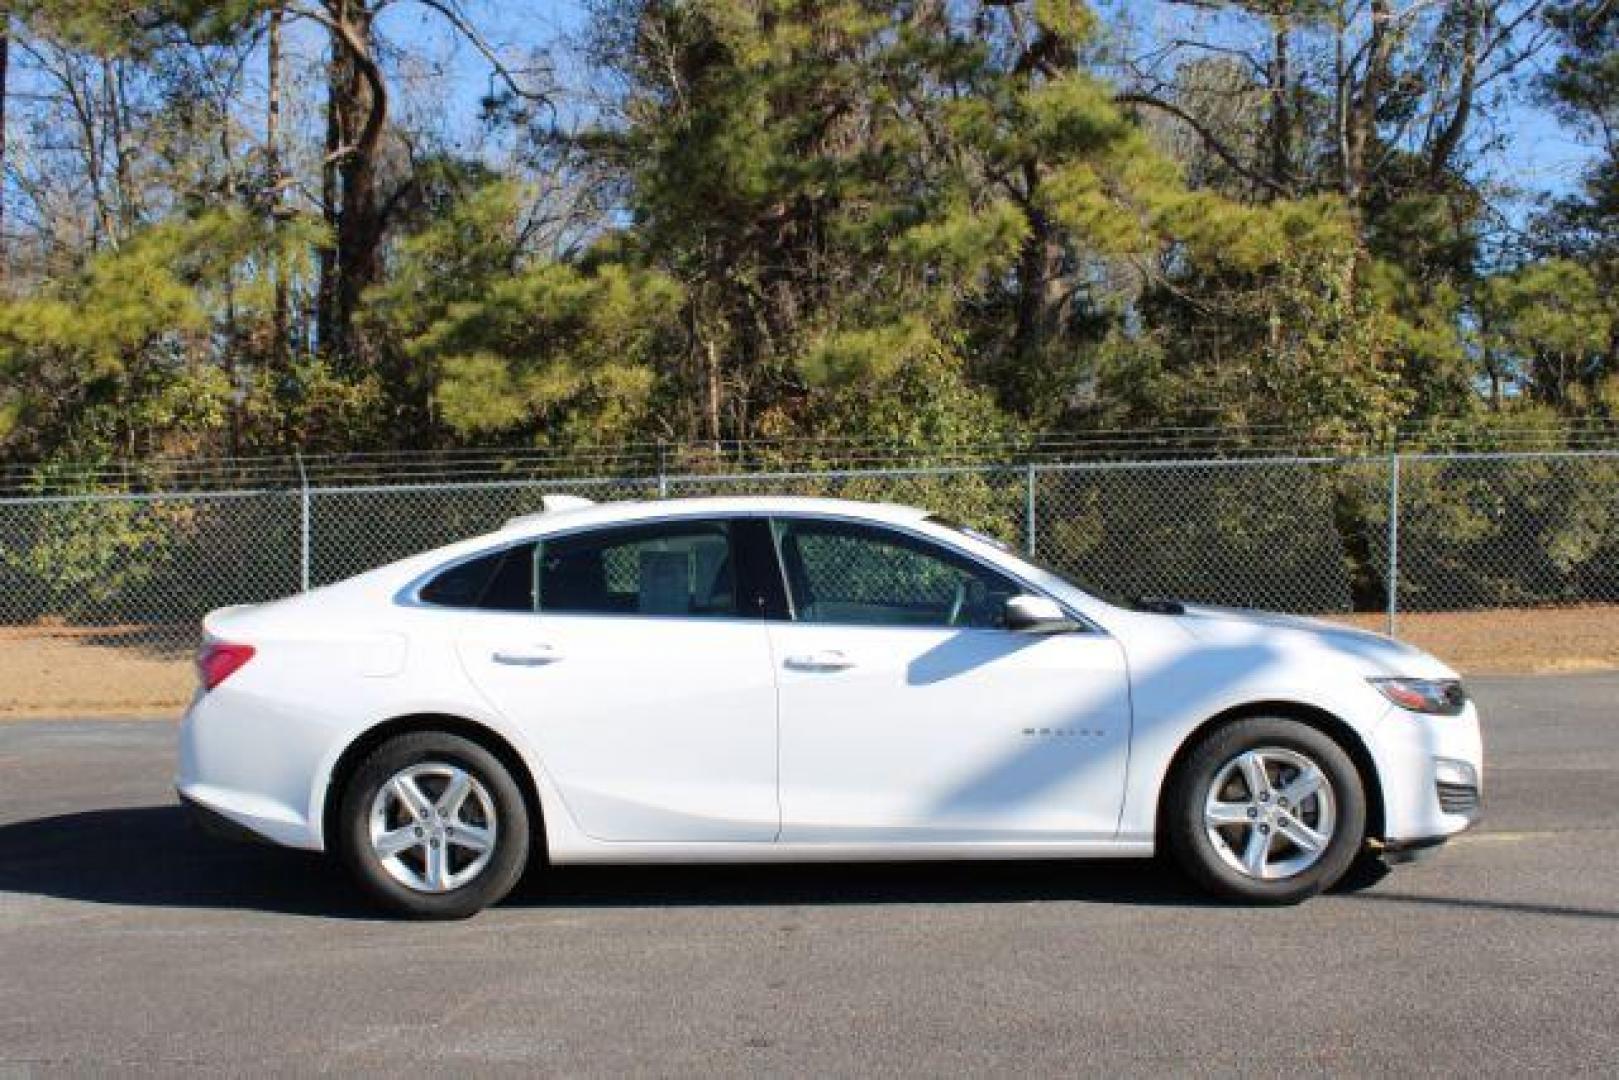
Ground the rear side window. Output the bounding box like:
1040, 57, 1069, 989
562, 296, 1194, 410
537, 521, 738, 618
419, 544, 535, 611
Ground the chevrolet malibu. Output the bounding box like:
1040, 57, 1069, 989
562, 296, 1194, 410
178, 495, 1482, 918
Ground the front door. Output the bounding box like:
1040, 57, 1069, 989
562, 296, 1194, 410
456, 518, 779, 842
766, 517, 1131, 842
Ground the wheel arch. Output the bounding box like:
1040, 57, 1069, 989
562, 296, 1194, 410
1155, 700, 1386, 843
321, 713, 548, 859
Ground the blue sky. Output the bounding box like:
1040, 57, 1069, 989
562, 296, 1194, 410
392, 0, 1593, 211
6, 0, 1590, 237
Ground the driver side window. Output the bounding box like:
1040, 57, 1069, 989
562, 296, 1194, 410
771, 518, 1020, 629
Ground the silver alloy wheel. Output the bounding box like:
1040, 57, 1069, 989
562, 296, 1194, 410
368, 763, 498, 893
1203, 746, 1337, 881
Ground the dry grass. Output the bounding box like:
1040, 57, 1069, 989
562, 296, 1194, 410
1325, 605, 1619, 676
2, 606, 1616, 719
0, 625, 194, 720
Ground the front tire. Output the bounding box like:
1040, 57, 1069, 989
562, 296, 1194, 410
337, 732, 530, 919
1165, 718, 1366, 904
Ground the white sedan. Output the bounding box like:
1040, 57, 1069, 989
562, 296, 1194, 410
178, 495, 1482, 918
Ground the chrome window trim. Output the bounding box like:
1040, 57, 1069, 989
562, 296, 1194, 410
396, 507, 1102, 634
398, 515, 740, 617
397, 537, 541, 611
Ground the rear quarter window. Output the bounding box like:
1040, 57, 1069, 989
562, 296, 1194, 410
419, 544, 535, 611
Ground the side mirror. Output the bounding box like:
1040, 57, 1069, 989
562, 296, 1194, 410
1004, 594, 1079, 634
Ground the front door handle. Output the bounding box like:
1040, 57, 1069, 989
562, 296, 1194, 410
491, 644, 563, 666
784, 650, 855, 672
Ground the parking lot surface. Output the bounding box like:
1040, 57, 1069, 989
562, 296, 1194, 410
2, 675, 1616, 1076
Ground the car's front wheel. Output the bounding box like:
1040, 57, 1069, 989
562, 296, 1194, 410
337, 732, 530, 919
1165, 718, 1366, 904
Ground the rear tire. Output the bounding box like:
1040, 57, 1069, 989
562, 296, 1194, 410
337, 732, 530, 919
1165, 717, 1365, 904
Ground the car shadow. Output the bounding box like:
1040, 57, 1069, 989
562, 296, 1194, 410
0, 804, 1224, 918
0, 805, 374, 919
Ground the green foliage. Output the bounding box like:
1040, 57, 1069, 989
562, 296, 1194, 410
1481, 259, 1615, 407
11, 0, 264, 55
0, 0, 1614, 478
1396, 453, 1619, 609
0, 498, 183, 618
1039, 463, 1365, 612
0, 207, 334, 461
1101, 194, 1411, 447
367, 183, 682, 444
802, 341, 1016, 449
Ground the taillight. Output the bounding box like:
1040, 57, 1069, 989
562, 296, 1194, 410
197, 640, 256, 691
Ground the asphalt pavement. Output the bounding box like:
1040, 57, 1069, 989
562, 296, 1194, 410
1, 675, 1616, 1076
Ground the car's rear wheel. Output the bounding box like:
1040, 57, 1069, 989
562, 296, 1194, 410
337, 732, 530, 919
1165, 718, 1366, 904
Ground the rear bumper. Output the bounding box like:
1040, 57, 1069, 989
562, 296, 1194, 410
179, 790, 276, 846
176, 689, 330, 851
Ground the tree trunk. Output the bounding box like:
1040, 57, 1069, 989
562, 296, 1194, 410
317, 0, 390, 363
316, 6, 341, 356
329, 2, 387, 370
703, 336, 722, 447
268, 4, 290, 373
1428, 0, 1481, 183
1336, 0, 1394, 297
1267, 14, 1291, 195
0, 28, 9, 285
1011, 161, 1061, 414
105, 58, 135, 234
1343, 0, 1390, 206
1013, 213, 1049, 364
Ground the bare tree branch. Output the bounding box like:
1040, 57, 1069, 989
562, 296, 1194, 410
1115, 91, 1292, 198
412, 0, 554, 109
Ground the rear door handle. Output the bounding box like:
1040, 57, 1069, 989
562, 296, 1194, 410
784, 650, 855, 672
491, 644, 563, 666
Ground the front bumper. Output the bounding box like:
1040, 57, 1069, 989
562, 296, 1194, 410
1365, 699, 1484, 847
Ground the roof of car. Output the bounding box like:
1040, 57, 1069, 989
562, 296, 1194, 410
495, 495, 932, 537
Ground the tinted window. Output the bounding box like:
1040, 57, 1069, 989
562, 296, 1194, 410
419, 544, 535, 611
772, 519, 1020, 628
537, 522, 739, 618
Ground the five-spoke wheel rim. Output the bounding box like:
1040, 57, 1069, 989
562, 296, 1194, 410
368, 763, 498, 894
1204, 746, 1336, 881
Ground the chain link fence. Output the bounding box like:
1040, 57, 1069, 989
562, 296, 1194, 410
2, 450, 1616, 712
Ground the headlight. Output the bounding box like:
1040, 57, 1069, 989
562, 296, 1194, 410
1369, 677, 1467, 716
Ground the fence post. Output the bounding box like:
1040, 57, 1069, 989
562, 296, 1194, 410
1386, 451, 1400, 637
295, 451, 311, 593
1025, 462, 1037, 557
657, 440, 669, 499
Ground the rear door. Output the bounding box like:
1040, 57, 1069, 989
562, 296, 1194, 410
449, 518, 780, 842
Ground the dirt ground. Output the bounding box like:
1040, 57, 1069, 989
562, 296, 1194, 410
2, 606, 1616, 719
1324, 605, 1619, 676
0, 626, 195, 719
